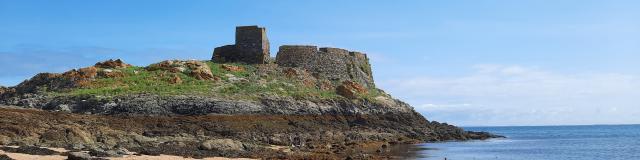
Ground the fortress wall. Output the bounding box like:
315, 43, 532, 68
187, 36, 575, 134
276, 46, 374, 88
212, 45, 237, 62
212, 25, 374, 88
275, 45, 318, 68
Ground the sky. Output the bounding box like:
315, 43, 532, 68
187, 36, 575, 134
1, 0, 639, 126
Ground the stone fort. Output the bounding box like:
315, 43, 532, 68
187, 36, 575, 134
213, 25, 374, 88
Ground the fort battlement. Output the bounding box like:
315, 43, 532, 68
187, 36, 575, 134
212, 26, 374, 88
276, 45, 374, 88
212, 26, 270, 64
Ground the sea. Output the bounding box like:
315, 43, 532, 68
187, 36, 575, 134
399, 124, 640, 160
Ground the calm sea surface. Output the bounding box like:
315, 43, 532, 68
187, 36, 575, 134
402, 124, 640, 160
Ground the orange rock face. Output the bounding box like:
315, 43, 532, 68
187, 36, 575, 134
336, 81, 368, 99
61, 67, 98, 87
94, 59, 131, 69
190, 68, 214, 80
282, 68, 317, 88
63, 67, 98, 79
221, 64, 245, 72
170, 75, 183, 84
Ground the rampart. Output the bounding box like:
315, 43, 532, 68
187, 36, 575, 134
212, 26, 375, 88
275, 45, 374, 88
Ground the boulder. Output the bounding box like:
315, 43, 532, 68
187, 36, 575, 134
336, 81, 368, 99
89, 148, 124, 157
67, 152, 92, 160
94, 59, 131, 69
61, 67, 98, 87
199, 139, 245, 152
147, 60, 215, 80
64, 67, 98, 80
225, 74, 247, 83
221, 64, 244, 72
0, 135, 10, 145
98, 69, 125, 78
169, 75, 182, 84
189, 67, 214, 80
10, 65, 106, 94
14, 73, 63, 93
0, 154, 14, 160
12, 65, 113, 93
146, 60, 183, 73
0, 146, 59, 155
64, 126, 94, 145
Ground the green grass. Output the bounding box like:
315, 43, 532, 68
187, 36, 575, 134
50, 61, 380, 101
54, 66, 216, 97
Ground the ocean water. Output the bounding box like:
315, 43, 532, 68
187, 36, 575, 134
407, 125, 640, 160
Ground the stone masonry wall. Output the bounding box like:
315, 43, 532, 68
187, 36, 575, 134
212, 26, 374, 88
276, 45, 374, 88
212, 26, 270, 64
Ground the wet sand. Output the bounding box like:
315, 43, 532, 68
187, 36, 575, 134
0, 145, 256, 160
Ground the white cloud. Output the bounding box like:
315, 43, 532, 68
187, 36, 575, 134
380, 64, 640, 126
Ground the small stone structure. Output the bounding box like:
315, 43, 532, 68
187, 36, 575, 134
212, 26, 270, 64
275, 45, 374, 88
212, 26, 374, 88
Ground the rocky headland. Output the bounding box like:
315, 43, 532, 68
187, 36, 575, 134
0, 26, 502, 159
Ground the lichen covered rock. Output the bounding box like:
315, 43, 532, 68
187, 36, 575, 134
147, 60, 214, 80
97, 69, 125, 78
169, 75, 182, 84
0, 86, 6, 96
199, 139, 245, 152
94, 59, 131, 69
221, 64, 245, 72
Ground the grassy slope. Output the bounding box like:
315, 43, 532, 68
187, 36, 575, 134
50, 61, 381, 101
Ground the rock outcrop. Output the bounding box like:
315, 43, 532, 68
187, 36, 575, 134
336, 81, 368, 99
0, 86, 6, 97
7, 59, 133, 95
94, 59, 131, 69
147, 60, 215, 80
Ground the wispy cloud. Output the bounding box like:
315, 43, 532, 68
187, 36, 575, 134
380, 64, 640, 126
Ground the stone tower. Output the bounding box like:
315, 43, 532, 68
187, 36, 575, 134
212, 25, 270, 64
276, 45, 375, 88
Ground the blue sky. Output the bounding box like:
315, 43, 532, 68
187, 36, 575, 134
1, 0, 639, 126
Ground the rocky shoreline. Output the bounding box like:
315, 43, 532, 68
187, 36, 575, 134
0, 96, 502, 159
0, 93, 418, 116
